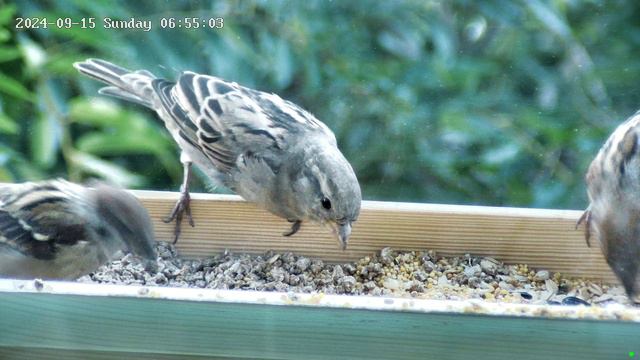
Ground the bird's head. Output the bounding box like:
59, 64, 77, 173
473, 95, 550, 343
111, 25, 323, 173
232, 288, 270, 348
585, 119, 640, 303
89, 183, 158, 271
287, 141, 361, 249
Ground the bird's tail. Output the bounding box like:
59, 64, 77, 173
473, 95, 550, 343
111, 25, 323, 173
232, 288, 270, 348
73, 58, 158, 109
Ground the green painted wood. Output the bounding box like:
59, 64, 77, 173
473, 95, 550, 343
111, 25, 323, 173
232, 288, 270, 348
0, 292, 638, 359
0, 347, 244, 360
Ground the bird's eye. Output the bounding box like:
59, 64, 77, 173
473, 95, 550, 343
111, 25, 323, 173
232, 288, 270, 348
321, 197, 332, 210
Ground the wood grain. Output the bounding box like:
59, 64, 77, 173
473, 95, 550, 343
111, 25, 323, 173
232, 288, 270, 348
132, 190, 615, 283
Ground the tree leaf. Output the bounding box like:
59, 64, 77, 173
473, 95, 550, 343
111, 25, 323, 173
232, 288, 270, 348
0, 45, 21, 62
0, 72, 34, 102
30, 113, 61, 168
69, 151, 144, 187
68, 97, 127, 126
18, 34, 47, 73
76, 131, 168, 155
0, 5, 15, 26
272, 37, 294, 89
0, 112, 18, 134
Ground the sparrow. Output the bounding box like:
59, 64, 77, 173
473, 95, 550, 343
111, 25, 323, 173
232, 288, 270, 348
579, 110, 640, 302
0, 179, 157, 280
74, 59, 361, 249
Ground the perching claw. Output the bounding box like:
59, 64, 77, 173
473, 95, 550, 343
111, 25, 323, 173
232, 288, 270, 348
576, 209, 592, 247
163, 162, 195, 243
283, 220, 302, 237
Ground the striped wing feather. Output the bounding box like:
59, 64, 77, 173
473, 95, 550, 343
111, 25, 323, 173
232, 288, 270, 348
0, 182, 88, 260
153, 72, 336, 173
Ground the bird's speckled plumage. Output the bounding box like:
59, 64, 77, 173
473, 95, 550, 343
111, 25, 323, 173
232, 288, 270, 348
0, 180, 157, 280
580, 111, 640, 302
74, 59, 361, 248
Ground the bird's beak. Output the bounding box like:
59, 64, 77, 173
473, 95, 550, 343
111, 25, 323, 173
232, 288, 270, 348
327, 221, 352, 250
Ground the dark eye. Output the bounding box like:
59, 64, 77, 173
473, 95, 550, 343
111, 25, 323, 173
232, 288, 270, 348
321, 197, 332, 210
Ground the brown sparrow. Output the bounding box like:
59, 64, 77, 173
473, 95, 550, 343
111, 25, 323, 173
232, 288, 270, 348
73, 59, 361, 249
579, 110, 640, 302
0, 179, 157, 280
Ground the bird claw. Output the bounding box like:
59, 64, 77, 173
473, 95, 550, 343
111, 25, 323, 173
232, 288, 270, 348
283, 220, 301, 237
576, 209, 592, 247
163, 190, 194, 244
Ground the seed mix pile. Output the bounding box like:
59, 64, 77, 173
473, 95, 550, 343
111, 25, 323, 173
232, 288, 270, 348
78, 242, 631, 306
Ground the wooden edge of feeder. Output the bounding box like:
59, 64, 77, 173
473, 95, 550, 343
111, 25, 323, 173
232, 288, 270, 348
0, 279, 639, 360
1, 278, 638, 321
130, 190, 616, 283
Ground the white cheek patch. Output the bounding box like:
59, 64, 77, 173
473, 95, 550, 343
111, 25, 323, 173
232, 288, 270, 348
307, 156, 334, 202
32, 232, 50, 241
295, 175, 313, 193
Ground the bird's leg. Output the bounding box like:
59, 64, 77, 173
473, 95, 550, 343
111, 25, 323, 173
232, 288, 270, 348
164, 161, 195, 243
576, 209, 592, 247
283, 220, 302, 237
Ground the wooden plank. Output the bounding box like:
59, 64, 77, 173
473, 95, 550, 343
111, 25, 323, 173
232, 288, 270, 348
132, 191, 614, 282
0, 281, 638, 360
0, 348, 240, 360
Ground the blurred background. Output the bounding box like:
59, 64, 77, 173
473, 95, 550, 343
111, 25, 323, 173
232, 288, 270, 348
0, 0, 638, 209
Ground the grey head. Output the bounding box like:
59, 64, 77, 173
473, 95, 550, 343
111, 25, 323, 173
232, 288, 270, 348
88, 183, 157, 270
584, 113, 640, 303
282, 139, 362, 249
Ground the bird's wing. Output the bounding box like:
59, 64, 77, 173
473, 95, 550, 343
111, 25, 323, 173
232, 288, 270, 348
0, 182, 88, 260
152, 72, 336, 173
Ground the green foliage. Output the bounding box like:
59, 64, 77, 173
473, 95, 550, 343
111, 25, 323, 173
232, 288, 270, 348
1, 0, 638, 208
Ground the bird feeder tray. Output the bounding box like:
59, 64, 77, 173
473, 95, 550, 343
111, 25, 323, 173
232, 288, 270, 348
0, 191, 638, 360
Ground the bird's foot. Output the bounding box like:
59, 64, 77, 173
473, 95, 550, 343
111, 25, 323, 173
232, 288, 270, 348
576, 209, 592, 247
283, 220, 301, 237
163, 190, 194, 244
